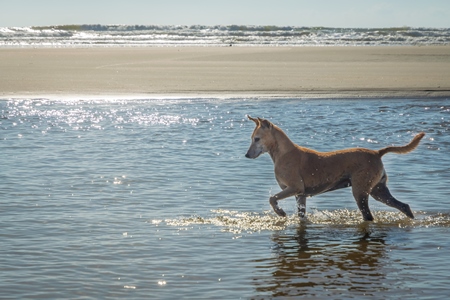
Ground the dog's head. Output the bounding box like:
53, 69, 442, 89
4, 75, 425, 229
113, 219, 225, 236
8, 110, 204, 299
245, 115, 273, 159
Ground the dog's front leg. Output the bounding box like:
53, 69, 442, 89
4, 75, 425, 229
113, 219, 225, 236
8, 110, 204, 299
269, 187, 297, 217
296, 195, 307, 219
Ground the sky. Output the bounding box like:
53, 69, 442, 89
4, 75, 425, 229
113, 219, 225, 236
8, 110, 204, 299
1, 0, 449, 28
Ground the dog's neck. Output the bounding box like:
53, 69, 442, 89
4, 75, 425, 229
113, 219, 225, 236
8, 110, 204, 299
267, 126, 297, 163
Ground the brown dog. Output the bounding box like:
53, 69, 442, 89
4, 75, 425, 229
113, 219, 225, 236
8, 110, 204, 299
245, 116, 425, 221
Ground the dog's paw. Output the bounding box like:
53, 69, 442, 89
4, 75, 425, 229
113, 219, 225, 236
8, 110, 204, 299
403, 204, 415, 219
274, 208, 287, 217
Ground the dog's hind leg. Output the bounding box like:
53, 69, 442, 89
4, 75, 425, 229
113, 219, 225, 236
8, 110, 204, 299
296, 195, 307, 219
270, 187, 297, 217
351, 182, 374, 221
351, 171, 382, 221
370, 182, 414, 219
353, 191, 374, 221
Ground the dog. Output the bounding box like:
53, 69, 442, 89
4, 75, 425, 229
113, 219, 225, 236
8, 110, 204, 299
245, 116, 425, 221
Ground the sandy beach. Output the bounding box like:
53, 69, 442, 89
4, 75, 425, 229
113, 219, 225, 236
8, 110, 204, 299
1, 46, 449, 98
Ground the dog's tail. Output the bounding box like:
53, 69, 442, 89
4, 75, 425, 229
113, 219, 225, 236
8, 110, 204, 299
378, 132, 425, 157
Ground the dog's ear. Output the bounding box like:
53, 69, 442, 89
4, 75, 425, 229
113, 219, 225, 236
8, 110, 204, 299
247, 115, 260, 125
258, 118, 272, 129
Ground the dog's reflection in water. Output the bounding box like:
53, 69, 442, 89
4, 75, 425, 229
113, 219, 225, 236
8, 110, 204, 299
253, 224, 390, 297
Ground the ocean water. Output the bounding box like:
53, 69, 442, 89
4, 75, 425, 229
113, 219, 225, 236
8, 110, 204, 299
1, 25, 449, 47
1, 97, 449, 299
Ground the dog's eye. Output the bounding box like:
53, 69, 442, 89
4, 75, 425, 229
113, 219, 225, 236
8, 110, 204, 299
254, 137, 260, 142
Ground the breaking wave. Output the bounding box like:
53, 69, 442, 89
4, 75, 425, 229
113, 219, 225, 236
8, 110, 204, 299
1, 25, 449, 47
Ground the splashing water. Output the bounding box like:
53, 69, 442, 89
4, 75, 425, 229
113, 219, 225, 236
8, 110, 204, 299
163, 209, 450, 234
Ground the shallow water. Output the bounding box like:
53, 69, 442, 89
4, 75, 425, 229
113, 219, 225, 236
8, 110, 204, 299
1, 98, 449, 299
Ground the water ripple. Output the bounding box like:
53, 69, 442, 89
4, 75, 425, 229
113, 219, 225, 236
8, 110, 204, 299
1, 97, 449, 299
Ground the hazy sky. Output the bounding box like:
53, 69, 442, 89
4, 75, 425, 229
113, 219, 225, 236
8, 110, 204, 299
1, 0, 449, 28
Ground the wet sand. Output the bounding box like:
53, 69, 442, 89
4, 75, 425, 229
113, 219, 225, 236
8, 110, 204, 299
1, 46, 449, 98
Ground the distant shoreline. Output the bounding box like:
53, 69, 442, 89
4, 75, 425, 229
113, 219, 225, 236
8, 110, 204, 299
1, 46, 449, 99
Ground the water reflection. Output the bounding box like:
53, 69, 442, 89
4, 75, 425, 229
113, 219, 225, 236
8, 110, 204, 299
253, 224, 392, 298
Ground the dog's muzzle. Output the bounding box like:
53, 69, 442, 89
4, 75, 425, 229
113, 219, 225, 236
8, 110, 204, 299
245, 151, 257, 159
